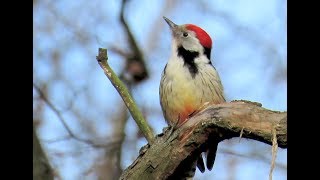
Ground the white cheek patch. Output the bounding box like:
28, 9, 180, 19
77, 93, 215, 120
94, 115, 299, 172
181, 31, 203, 52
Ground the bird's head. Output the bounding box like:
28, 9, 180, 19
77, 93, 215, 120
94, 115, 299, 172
163, 16, 212, 59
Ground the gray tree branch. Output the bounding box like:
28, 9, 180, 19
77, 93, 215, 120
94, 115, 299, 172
119, 0, 149, 83
120, 100, 287, 179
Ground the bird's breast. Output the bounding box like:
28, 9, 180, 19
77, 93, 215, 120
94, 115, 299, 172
160, 59, 224, 126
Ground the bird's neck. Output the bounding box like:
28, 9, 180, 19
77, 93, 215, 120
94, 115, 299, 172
167, 45, 212, 78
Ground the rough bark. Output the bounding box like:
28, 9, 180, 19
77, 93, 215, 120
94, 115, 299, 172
120, 100, 287, 180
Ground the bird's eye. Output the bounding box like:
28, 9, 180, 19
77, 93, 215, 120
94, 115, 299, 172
183, 32, 188, 37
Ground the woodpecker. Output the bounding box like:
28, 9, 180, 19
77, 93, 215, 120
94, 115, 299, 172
159, 17, 225, 178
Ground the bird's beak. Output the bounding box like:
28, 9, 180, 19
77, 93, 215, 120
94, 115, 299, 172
163, 16, 178, 31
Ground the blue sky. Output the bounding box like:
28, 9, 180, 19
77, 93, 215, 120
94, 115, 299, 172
33, 0, 287, 179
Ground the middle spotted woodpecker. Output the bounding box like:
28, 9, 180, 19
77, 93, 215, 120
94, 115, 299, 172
159, 16, 226, 178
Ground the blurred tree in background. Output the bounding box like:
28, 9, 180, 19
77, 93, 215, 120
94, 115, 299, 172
33, 0, 287, 179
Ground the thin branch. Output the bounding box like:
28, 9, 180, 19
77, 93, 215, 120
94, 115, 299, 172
109, 46, 131, 58
33, 83, 109, 148
270, 127, 278, 180
119, 0, 143, 62
120, 100, 287, 179
119, 0, 148, 82
96, 48, 155, 144
219, 148, 286, 170
239, 127, 244, 142
41, 135, 72, 144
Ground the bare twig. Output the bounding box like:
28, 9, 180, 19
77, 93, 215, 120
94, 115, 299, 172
41, 135, 72, 143
220, 148, 286, 170
269, 127, 278, 180
119, 0, 148, 83
239, 127, 244, 142
96, 48, 154, 144
33, 83, 109, 148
